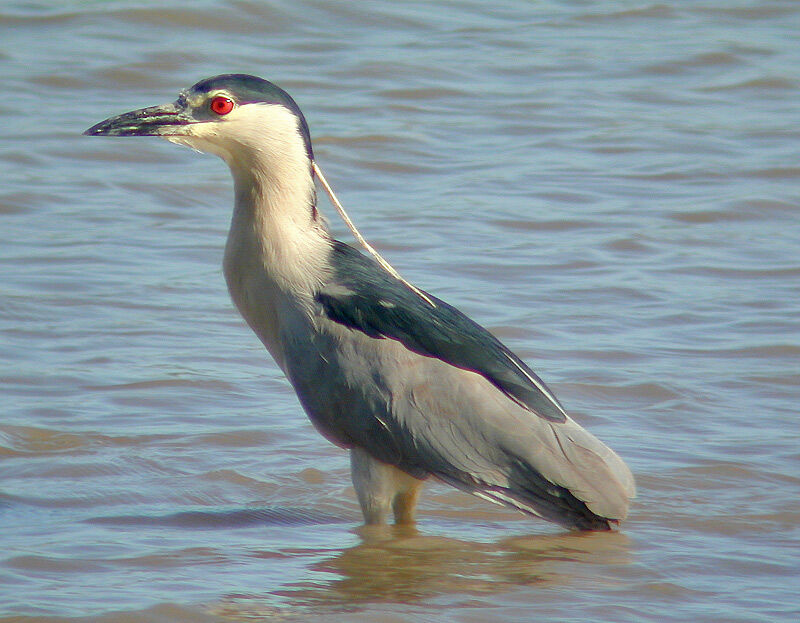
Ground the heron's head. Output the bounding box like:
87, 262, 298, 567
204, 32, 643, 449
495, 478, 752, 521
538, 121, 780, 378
85, 74, 314, 180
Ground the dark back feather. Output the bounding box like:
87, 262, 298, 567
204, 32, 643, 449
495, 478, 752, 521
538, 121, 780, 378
316, 242, 568, 423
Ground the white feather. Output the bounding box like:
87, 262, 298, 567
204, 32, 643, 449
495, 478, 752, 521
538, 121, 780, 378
166, 102, 331, 369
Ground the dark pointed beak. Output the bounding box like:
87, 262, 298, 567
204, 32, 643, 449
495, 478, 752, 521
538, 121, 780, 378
84, 101, 193, 137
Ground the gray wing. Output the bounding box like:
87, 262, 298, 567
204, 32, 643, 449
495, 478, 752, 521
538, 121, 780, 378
297, 242, 634, 528
316, 241, 567, 423
397, 356, 636, 526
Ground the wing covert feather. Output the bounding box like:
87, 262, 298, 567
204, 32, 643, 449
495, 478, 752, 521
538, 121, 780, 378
316, 242, 567, 423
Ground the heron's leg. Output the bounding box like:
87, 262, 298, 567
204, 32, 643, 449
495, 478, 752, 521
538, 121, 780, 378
350, 447, 393, 524
350, 447, 424, 525
392, 480, 423, 524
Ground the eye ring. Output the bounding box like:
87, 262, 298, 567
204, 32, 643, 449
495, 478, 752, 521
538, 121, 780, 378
210, 96, 235, 116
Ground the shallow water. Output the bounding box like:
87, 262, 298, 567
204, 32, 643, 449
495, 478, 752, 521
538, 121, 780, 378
1, 1, 799, 621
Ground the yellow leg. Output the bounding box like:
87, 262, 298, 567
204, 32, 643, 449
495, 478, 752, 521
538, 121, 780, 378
350, 447, 425, 525
392, 482, 422, 524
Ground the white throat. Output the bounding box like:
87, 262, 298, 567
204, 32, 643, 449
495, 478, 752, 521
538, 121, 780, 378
168, 102, 332, 366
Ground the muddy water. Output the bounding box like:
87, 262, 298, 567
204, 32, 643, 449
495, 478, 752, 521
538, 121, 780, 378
1, 1, 799, 621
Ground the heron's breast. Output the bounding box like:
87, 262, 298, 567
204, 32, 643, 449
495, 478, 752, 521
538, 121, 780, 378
222, 240, 289, 369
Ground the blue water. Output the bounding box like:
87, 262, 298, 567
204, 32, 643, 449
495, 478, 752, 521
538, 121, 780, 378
1, 1, 799, 621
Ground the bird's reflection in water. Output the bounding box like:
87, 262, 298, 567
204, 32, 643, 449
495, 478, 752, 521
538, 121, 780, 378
273, 523, 632, 609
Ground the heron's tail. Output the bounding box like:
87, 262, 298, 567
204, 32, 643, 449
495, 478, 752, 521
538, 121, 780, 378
507, 416, 636, 530
439, 415, 635, 531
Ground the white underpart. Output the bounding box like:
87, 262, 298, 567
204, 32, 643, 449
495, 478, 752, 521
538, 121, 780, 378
166, 102, 330, 368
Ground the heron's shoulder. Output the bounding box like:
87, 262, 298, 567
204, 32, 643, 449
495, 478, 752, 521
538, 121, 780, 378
320, 240, 442, 329
315, 241, 568, 423
325, 239, 405, 296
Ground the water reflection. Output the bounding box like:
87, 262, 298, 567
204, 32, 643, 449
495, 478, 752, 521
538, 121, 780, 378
271, 526, 632, 610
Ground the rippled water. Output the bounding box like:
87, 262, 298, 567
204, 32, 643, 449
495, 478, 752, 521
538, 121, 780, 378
2, 1, 799, 621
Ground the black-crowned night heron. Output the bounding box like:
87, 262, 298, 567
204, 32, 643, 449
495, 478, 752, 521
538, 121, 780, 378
85, 74, 635, 531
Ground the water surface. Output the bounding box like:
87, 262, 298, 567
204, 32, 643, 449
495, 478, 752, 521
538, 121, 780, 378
1, 1, 799, 621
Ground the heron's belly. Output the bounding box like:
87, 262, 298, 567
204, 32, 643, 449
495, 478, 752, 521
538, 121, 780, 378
280, 322, 427, 466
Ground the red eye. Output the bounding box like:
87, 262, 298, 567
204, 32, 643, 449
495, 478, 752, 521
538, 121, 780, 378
210, 96, 234, 115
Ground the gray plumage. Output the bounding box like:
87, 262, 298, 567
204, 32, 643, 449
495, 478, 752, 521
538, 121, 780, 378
85, 74, 635, 531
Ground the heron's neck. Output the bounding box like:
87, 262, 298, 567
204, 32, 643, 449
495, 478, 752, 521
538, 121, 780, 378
226, 146, 331, 285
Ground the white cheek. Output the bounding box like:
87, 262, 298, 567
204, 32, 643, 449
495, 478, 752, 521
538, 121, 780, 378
165, 135, 203, 153
161, 104, 310, 191
165, 123, 226, 157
